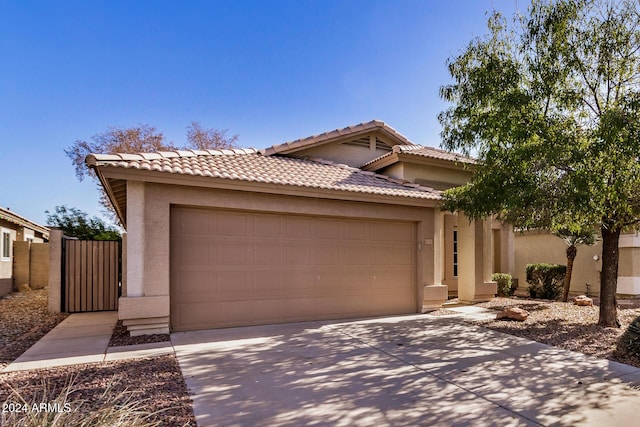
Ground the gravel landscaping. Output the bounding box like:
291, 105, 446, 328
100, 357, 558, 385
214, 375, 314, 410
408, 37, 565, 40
0, 355, 196, 427
0, 289, 195, 426
0, 289, 68, 370
432, 297, 640, 368
109, 321, 170, 347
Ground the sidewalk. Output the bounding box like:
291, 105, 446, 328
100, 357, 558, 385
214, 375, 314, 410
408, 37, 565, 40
3, 312, 173, 372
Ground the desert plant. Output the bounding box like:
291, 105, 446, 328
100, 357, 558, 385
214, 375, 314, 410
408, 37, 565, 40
618, 315, 640, 358
526, 264, 566, 300
492, 273, 513, 297
553, 228, 598, 302
1, 374, 164, 427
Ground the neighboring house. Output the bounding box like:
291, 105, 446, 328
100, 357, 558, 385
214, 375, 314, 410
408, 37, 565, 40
88, 120, 507, 335
0, 206, 49, 296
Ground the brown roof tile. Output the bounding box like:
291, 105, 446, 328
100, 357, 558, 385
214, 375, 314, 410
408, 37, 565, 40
87, 149, 440, 200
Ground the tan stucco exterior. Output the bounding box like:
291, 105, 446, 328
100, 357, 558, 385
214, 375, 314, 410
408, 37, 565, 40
290, 137, 395, 167
381, 162, 472, 190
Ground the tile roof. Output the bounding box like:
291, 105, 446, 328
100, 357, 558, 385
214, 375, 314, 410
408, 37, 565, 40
261, 120, 415, 156
362, 144, 476, 167
87, 149, 441, 200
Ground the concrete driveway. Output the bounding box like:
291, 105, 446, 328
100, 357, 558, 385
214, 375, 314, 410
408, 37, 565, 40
171, 314, 640, 427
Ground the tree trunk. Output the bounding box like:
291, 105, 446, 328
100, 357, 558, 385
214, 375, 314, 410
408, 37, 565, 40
562, 245, 577, 302
598, 226, 621, 328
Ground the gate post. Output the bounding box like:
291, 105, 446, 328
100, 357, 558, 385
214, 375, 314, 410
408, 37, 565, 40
48, 229, 63, 312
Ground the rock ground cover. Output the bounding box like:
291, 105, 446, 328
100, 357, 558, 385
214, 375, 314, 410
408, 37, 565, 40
430, 297, 640, 368
0, 289, 68, 370
0, 289, 195, 426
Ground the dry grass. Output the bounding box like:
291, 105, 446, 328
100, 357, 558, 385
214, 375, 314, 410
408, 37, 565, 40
455, 297, 640, 368
0, 356, 195, 427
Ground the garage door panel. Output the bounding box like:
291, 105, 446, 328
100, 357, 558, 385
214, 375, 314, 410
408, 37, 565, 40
253, 240, 284, 265
313, 242, 340, 265
286, 216, 312, 238
343, 221, 368, 240
173, 209, 213, 234
285, 241, 311, 264
171, 207, 417, 331
392, 223, 416, 242
216, 271, 252, 298
389, 245, 416, 265
253, 214, 283, 237
252, 271, 286, 297
340, 243, 369, 265
218, 240, 250, 264
217, 212, 249, 236
315, 218, 341, 239
173, 238, 215, 265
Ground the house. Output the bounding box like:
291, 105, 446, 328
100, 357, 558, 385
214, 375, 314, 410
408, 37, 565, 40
88, 120, 507, 335
0, 206, 49, 296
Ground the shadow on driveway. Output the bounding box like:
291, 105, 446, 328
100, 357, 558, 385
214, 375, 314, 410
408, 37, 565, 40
171, 315, 640, 427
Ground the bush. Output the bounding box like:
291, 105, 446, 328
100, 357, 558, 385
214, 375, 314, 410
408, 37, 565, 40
618, 315, 640, 358
492, 273, 513, 297
526, 263, 566, 300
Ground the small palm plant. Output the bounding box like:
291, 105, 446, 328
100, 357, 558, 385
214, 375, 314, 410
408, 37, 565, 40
553, 227, 598, 302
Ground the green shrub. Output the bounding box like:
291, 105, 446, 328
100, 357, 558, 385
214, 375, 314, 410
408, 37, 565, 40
618, 315, 640, 358
492, 273, 513, 297
526, 263, 566, 300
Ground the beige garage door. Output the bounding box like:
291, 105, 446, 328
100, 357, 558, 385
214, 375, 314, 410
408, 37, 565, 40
170, 206, 417, 331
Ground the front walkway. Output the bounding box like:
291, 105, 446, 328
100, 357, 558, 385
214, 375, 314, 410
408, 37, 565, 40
3, 312, 172, 372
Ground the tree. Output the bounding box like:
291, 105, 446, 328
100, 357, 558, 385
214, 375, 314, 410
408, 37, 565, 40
65, 123, 239, 219
186, 122, 239, 151
46, 205, 121, 240
553, 228, 598, 302
438, 0, 640, 327
66, 124, 169, 182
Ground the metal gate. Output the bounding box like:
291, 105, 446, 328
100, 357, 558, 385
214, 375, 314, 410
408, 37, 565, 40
61, 239, 121, 312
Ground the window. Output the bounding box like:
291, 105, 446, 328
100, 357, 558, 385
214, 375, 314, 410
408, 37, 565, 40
453, 230, 458, 277
1, 230, 10, 260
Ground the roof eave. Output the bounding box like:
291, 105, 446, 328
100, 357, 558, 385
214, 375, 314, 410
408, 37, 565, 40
0, 207, 50, 236
91, 166, 441, 210
89, 164, 127, 228
364, 151, 476, 172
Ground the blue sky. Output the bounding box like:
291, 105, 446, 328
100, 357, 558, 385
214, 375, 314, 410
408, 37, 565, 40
1, 0, 519, 226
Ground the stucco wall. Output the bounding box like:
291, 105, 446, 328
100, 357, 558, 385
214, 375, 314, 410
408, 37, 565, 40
291, 140, 392, 167
402, 162, 472, 188
514, 230, 602, 296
